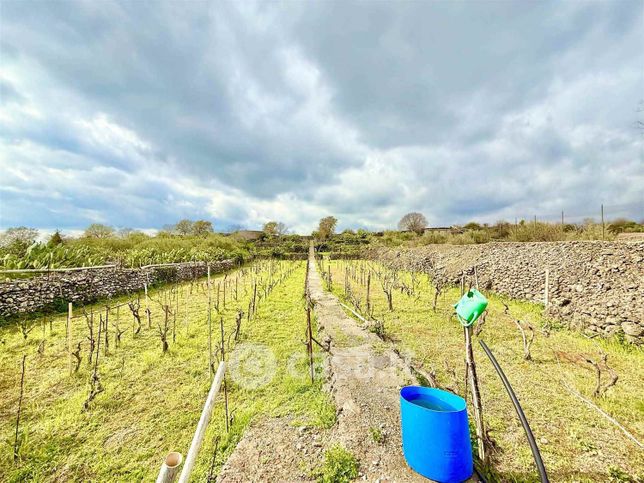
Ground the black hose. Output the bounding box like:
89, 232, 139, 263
479, 340, 549, 483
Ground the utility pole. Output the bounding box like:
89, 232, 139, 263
601, 204, 605, 240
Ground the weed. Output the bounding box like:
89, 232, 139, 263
369, 427, 385, 444
318, 444, 359, 483
608, 465, 637, 483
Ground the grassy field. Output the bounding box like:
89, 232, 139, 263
0, 261, 334, 482
323, 259, 643, 483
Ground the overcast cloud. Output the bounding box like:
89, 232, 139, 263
1, 0, 642, 234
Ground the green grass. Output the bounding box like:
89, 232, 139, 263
317, 444, 359, 483
0, 261, 334, 482
325, 259, 644, 483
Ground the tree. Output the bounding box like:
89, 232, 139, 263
608, 218, 641, 234
0, 227, 38, 253
192, 220, 214, 237
263, 221, 287, 237
83, 224, 115, 239
174, 219, 194, 236
398, 212, 427, 234
464, 222, 482, 231
317, 216, 338, 240
48, 230, 64, 247
117, 227, 135, 238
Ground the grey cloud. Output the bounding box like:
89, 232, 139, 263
0, 0, 642, 232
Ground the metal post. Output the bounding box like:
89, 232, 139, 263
601, 204, 605, 240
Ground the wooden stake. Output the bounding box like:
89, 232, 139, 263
14, 354, 26, 462
366, 272, 371, 315
544, 269, 550, 308
104, 306, 109, 355
184, 285, 189, 335
67, 302, 73, 375
208, 266, 213, 375
465, 325, 486, 461
306, 296, 314, 383
220, 316, 229, 432
145, 283, 151, 328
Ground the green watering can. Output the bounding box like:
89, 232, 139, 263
454, 289, 488, 327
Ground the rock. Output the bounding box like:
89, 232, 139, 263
621, 322, 643, 338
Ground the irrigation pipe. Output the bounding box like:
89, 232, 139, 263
177, 361, 226, 483
479, 340, 549, 483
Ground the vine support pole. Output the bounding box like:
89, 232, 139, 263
306, 295, 314, 383
220, 316, 229, 432
465, 325, 486, 462
184, 286, 189, 335
366, 272, 371, 315
207, 265, 213, 376
14, 354, 27, 463
145, 282, 151, 328
156, 452, 183, 483
177, 362, 226, 483
67, 302, 73, 375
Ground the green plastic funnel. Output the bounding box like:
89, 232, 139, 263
454, 289, 488, 327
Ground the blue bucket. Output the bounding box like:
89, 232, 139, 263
400, 386, 473, 482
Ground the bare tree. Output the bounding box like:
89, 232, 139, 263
83, 223, 114, 239
398, 212, 428, 234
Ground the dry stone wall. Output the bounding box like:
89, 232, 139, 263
0, 260, 236, 317
375, 241, 644, 343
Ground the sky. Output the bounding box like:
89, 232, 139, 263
1, 0, 643, 235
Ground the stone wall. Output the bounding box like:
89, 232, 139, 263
374, 241, 644, 343
0, 260, 236, 317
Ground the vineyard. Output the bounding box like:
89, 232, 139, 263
1, 250, 642, 482
0, 260, 334, 482
318, 257, 644, 481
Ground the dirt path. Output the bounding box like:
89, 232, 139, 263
308, 252, 426, 482
218, 252, 425, 481
217, 416, 330, 482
